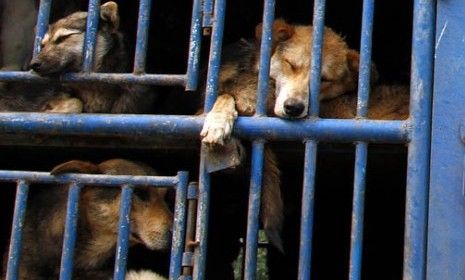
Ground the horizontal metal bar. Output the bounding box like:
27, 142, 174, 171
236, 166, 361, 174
5, 181, 30, 280
0, 170, 180, 186
0, 71, 186, 86
0, 113, 410, 143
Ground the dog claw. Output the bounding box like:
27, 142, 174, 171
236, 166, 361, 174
201, 111, 235, 146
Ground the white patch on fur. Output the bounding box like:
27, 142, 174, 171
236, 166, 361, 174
272, 75, 309, 118
41, 33, 50, 45
124, 270, 167, 280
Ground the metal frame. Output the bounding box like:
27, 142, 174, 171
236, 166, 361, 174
0, 0, 436, 279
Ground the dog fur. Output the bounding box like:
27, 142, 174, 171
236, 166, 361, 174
320, 84, 409, 120
2, 159, 172, 280
0, 82, 82, 113
199, 19, 369, 251
29, 2, 155, 114
124, 270, 167, 280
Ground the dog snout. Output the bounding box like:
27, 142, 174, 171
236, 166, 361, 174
284, 98, 305, 117
29, 59, 42, 72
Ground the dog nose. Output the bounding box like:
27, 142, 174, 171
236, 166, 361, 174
284, 98, 305, 117
29, 60, 42, 72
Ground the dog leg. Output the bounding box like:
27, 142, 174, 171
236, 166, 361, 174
200, 94, 238, 146
261, 147, 284, 252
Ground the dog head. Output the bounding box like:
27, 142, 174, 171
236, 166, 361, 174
256, 19, 377, 118
51, 159, 173, 251
30, 1, 120, 75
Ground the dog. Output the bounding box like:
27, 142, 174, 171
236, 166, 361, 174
29, 1, 155, 114
320, 84, 409, 120
124, 270, 167, 280
198, 19, 369, 254
2, 159, 173, 280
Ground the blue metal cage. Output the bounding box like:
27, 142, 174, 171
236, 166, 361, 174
0, 0, 438, 279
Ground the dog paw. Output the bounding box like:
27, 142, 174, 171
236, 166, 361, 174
200, 111, 237, 146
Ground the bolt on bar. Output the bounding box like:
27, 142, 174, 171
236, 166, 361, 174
349, 0, 375, 279
5, 180, 30, 280
169, 171, 189, 280
185, 0, 203, 91
243, 0, 275, 278
133, 0, 152, 74
404, 0, 435, 279
113, 185, 134, 280
59, 182, 82, 280
194, 0, 227, 278
33, 0, 52, 57
82, 0, 101, 72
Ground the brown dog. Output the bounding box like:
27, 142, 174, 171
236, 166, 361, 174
198, 19, 370, 250
3, 159, 172, 280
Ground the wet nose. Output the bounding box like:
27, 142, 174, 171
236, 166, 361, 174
29, 59, 42, 72
284, 98, 305, 117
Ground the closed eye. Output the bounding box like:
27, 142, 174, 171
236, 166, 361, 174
284, 59, 297, 72
54, 34, 74, 44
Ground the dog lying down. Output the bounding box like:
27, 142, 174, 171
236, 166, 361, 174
3, 159, 172, 280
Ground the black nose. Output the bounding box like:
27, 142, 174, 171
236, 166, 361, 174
284, 98, 305, 117
29, 60, 42, 72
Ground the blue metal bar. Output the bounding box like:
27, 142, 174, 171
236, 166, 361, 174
0, 71, 186, 86
185, 0, 203, 91
404, 0, 435, 279
0, 171, 179, 186
5, 180, 29, 280
82, 0, 101, 72
308, 0, 326, 117
33, 0, 52, 57
298, 141, 318, 280
202, 0, 213, 28
244, 141, 265, 280
59, 182, 82, 280
255, 0, 275, 116
192, 153, 211, 280
203, 0, 226, 112
133, 0, 152, 74
194, 1, 226, 278
113, 185, 133, 280
349, 142, 368, 280
0, 113, 409, 143
356, 0, 375, 118
169, 171, 189, 280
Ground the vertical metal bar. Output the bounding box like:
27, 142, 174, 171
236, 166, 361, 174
202, 0, 227, 112
349, 142, 368, 280
308, 0, 326, 117
169, 172, 189, 280
33, 0, 52, 57
82, 0, 102, 72
244, 141, 265, 280
298, 141, 318, 280
192, 154, 211, 280
133, 0, 152, 74
202, 0, 214, 28
193, 1, 227, 279
59, 182, 82, 280
404, 0, 435, 279
255, 0, 276, 116
5, 180, 29, 280
113, 185, 134, 280
185, 0, 203, 91
348, 2, 375, 279
356, 0, 375, 118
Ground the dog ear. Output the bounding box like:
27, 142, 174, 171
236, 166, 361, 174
346, 49, 379, 85
51, 160, 102, 175
255, 18, 294, 48
100, 1, 120, 32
